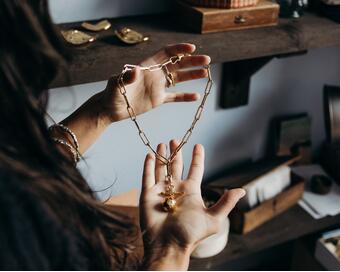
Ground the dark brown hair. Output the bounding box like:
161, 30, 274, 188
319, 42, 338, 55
0, 0, 137, 269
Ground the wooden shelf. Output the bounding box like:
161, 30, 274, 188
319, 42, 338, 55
189, 205, 340, 270
51, 12, 340, 88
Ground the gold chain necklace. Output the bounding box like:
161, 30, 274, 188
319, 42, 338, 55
117, 54, 213, 212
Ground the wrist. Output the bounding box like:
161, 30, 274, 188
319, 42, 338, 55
143, 242, 192, 270
98, 88, 129, 124
91, 91, 116, 127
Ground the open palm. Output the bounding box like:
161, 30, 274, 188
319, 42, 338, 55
139, 140, 246, 254
104, 44, 211, 122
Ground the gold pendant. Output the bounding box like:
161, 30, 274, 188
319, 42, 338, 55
115, 27, 149, 45
61, 30, 96, 45
81, 19, 111, 32
162, 197, 177, 212
159, 185, 184, 212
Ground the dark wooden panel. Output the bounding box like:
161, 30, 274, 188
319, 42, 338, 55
50, 12, 340, 88
220, 56, 273, 108
189, 205, 340, 270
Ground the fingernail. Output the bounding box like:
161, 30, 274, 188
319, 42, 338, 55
194, 144, 202, 151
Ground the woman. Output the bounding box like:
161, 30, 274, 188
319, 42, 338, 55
0, 0, 245, 270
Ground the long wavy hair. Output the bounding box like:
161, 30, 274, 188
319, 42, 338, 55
0, 0, 137, 269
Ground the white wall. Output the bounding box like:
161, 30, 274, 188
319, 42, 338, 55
47, 1, 340, 198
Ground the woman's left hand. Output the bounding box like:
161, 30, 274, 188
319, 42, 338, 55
139, 140, 245, 270
102, 43, 211, 123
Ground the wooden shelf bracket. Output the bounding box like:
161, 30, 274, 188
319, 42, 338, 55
220, 56, 273, 109
220, 51, 308, 109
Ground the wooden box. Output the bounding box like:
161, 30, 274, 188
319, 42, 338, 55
183, 0, 259, 9
176, 0, 280, 33
202, 156, 304, 234
315, 230, 340, 270
229, 173, 304, 234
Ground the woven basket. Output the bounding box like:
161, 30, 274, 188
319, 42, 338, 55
184, 0, 259, 8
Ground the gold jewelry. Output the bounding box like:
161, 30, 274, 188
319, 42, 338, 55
162, 65, 175, 88
49, 123, 79, 150
61, 29, 96, 45
160, 184, 185, 212
116, 55, 213, 212
52, 138, 80, 164
81, 19, 111, 32
115, 27, 149, 45
50, 124, 80, 165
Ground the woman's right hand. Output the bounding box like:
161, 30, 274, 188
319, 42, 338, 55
139, 140, 246, 270
101, 43, 210, 124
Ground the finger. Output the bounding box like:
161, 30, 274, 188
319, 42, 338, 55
169, 139, 183, 181
142, 153, 156, 191
175, 68, 208, 84
155, 143, 167, 183
165, 92, 200, 103
170, 55, 211, 71
187, 144, 205, 182
122, 67, 140, 85
154, 43, 196, 63
208, 189, 246, 218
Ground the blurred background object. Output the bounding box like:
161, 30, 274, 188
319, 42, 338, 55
315, 228, 340, 270
277, 0, 308, 18
321, 85, 340, 184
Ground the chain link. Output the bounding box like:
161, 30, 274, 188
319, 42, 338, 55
117, 54, 213, 182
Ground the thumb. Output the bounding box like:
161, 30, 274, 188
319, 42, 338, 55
208, 188, 246, 218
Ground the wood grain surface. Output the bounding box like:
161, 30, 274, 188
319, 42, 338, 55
51, 12, 340, 88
